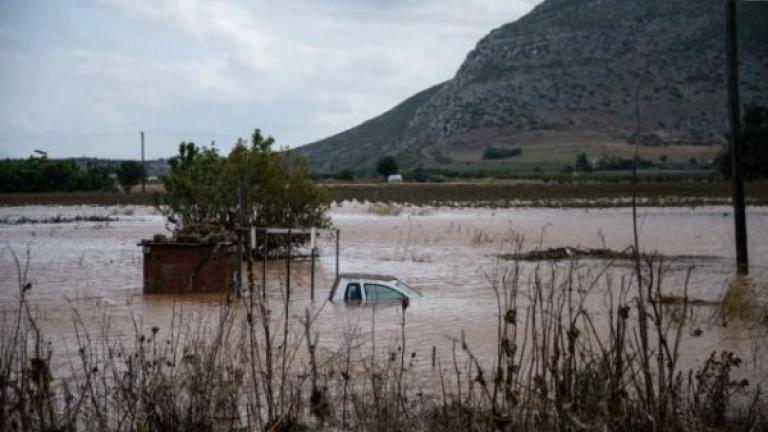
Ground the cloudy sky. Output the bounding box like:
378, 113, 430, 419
0, 0, 538, 159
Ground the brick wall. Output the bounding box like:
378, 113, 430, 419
141, 242, 238, 294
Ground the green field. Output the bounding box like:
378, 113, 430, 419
2, 180, 767, 208
324, 181, 768, 207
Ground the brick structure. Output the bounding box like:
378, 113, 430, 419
140, 241, 238, 294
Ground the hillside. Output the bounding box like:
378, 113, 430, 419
297, 0, 768, 174
296, 84, 445, 173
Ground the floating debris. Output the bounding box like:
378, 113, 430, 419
0, 214, 118, 225
499, 247, 718, 262
500, 247, 638, 261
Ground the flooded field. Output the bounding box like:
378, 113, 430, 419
1, 203, 767, 386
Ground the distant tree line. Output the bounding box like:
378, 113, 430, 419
0, 158, 116, 193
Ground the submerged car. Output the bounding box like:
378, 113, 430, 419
329, 273, 422, 304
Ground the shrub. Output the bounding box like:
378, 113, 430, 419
116, 160, 144, 193
482, 146, 522, 160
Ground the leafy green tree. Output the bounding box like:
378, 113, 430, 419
116, 161, 145, 193
376, 156, 399, 178
716, 105, 768, 180
161, 130, 330, 236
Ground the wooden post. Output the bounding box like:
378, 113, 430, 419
432, 346, 436, 369
335, 229, 340, 282
725, 0, 749, 275
310, 246, 316, 302
262, 229, 267, 300
286, 229, 292, 302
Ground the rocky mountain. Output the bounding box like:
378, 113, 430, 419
297, 0, 768, 173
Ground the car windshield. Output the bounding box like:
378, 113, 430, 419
395, 281, 422, 298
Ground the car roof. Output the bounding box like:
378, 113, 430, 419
338, 273, 398, 282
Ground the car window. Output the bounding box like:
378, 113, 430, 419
364, 283, 404, 301
345, 283, 362, 301
395, 281, 422, 297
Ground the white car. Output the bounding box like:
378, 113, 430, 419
329, 273, 422, 304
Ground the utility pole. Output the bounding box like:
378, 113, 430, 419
725, 0, 748, 275
140, 131, 146, 193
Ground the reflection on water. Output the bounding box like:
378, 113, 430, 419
1, 203, 766, 382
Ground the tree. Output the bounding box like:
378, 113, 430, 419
116, 161, 144, 193
160, 130, 330, 238
575, 153, 593, 172
376, 156, 399, 178
716, 105, 768, 180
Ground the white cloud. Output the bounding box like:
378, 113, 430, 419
96, 0, 277, 71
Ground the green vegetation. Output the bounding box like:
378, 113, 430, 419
311, 170, 357, 182
376, 156, 399, 177
575, 153, 592, 172
400, 166, 714, 182
335, 169, 355, 181
4, 180, 768, 208
595, 155, 655, 171
0, 157, 115, 193
565, 155, 660, 174
0, 191, 156, 206
160, 130, 329, 233
323, 181, 768, 208
116, 160, 145, 193
482, 146, 522, 160
716, 105, 768, 180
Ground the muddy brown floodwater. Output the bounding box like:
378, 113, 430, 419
1, 203, 767, 387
